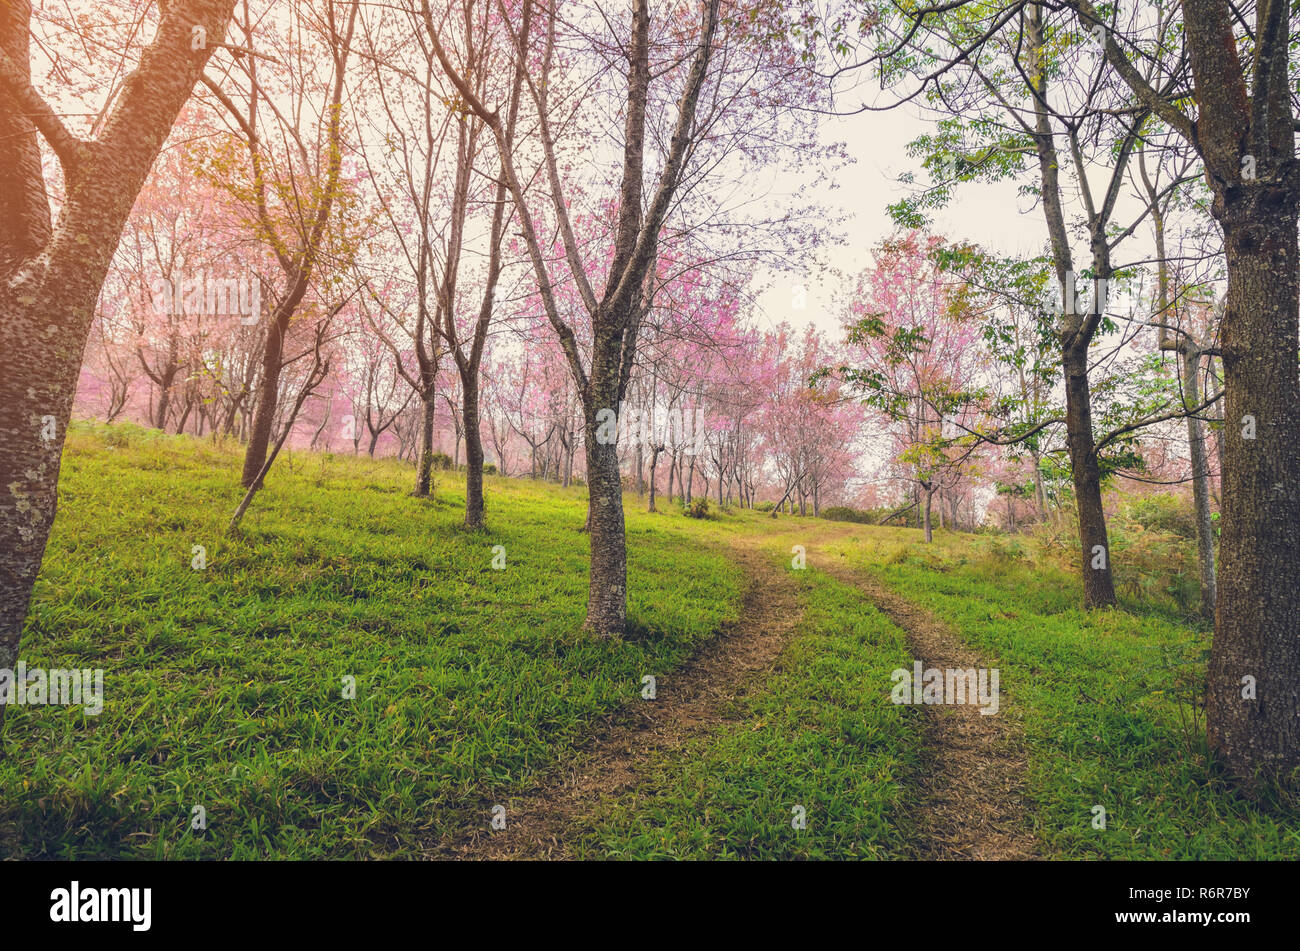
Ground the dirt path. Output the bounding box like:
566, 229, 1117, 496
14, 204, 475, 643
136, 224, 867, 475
811, 537, 1040, 860
434, 524, 1038, 860
434, 539, 802, 859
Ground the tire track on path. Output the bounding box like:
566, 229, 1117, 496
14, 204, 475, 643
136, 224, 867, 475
433, 537, 803, 859
809, 533, 1040, 860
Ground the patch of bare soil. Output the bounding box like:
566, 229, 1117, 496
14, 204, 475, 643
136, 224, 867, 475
813, 540, 1040, 860
432, 539, 802, 859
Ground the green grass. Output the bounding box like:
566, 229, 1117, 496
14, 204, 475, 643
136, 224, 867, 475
819, 527, 1300, 860
572, 548, 921, 859
5, 420, 1296, 860
0, 421, 743, 858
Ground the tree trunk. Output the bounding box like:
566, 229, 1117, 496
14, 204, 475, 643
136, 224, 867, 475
1182, 348, 1217, 622
413, 388, 435, 497
1031, 449, 1047, 517
463, 381, 485, 529
564, 424, 574, 488
154, 375, 173, 430
228, 349, 325, 533
1206, 188, 1300, 785
0, 0, 237, 719
1027, 4, 1115, 609
1063, 342, 1117, 608
491, 423, 509, 477
582, 392, 627, 636
310, 400, 331, 450
923, 484, 933, 543
647, 449, 660, 512
1211, 355, 1225, 504
241, 306, 289, 488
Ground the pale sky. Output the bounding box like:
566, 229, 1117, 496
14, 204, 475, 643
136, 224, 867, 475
749, 100, 1036, 340
749, 97, 1190, 343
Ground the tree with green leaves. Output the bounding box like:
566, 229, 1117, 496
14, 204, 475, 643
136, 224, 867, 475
858, 1, 1212, 607
1063, 0, 1300, 790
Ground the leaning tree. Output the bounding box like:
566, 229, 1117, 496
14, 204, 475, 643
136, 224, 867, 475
0, 0, 239, 726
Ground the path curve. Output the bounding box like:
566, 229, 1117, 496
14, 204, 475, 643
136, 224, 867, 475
812, 540, 1040, 860
434, 539, 802, 859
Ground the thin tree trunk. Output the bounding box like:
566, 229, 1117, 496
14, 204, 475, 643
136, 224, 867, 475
463, 382, 485, 529
1183, 348, 1217, 621
923, 484, 933, 543
413, 388, 436, 497
565, 424, 575, 488
647, 449, 660, 512
1031, 449, 1047, 517
154, 378, 173, 430
582, 387, 627, 635
1028, 4, 1116, 609
1064, 341, 1117, 607
241, 306, 288, 488
310, 398, 331, 450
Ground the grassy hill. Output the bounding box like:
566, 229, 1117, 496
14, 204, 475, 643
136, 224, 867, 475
1, 422, 1296, 859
